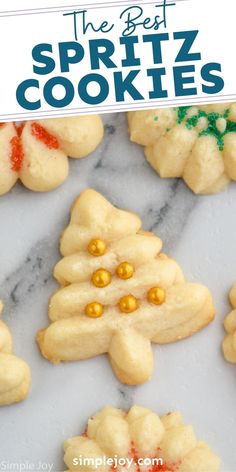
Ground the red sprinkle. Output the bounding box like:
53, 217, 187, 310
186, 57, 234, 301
14, 122, 25, 137
0, 123, 5, 128
10, 135, 24, 172
130, 442, 141, 472
148, 463, 170, 472
82, 426, 88, 438
31, 122, 59, 149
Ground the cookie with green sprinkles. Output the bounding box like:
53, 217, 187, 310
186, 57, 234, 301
128, 103, 236, 194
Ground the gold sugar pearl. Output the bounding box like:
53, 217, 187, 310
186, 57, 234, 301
119, 295, 139, 314
88, 239, 106, 257
92, 269, 111, 288
85, 302, 104, 318
116, 262, 134, 280
147, 287, 166, 305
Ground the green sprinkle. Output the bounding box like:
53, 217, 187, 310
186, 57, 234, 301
175, 106, 236, 151
154, 116, 159, 122
177, 106, 192, 124
225, 119, 236, 134
224, 109, 230, 119
186, 114, 201, 129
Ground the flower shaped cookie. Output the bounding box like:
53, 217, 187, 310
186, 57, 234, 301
0, 115, 103, 195
0, 301, 30, 405
222, 283, 236, 363
37, 189, 215, 385
128, 103, 236, 194
64, 405, 220, 472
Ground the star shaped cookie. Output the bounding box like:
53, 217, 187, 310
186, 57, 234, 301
64, 405, 220, 472
128, 103, 236, 194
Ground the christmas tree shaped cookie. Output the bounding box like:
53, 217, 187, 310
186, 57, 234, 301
0, 301, 30, 405
128, 103, 236, 194
37, 189, 215, 385
0, 115, 103, 195
222, 283, 236, 363
64, 405, 220, 471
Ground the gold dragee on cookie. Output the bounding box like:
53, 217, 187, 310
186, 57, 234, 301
37, 189, 215, 385
0, 301, 30, 405
128, 103, 236, 194
63, 405, 220, 472
222, 283, 236, 363
0, 115, 103, 195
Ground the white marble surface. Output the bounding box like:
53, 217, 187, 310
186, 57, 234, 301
0, 112, 236, 471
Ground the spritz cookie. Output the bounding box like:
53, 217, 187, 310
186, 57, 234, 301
64, 405, 220, 471
0, 115, 103, 195
37, 189, 215, 385
0, 301, 30, 405
128, 103, 236, 194
222, 283, 236, 363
